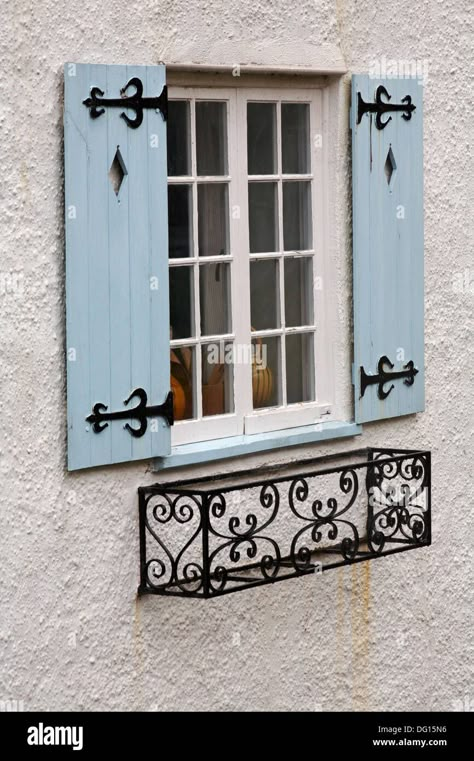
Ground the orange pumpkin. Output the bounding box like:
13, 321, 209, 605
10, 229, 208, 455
171, 372, 187, 421
171, 348, 192, 420
252, 363, 273, 407
252, 336, 273, 407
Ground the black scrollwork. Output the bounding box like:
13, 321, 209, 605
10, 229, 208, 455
289, 469, 360, 568
139, 449, 430, 597
367, 453, 429, 553
206, 484, 281, 592
143, 493, 203, 593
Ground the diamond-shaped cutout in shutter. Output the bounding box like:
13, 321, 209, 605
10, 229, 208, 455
109, 147, 127, 196
384, 146, 396, 186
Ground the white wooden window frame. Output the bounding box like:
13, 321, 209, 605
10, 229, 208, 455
168, 84, 334, 447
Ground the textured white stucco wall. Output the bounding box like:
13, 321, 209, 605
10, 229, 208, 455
0, 0, 473, 712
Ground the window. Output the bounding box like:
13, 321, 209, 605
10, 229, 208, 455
64, 64, 424, 470
167, 86, 332, 446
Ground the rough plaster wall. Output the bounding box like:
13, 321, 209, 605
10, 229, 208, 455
0, 0, 473, 712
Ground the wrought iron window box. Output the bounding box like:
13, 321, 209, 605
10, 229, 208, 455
138, 447, 431, 599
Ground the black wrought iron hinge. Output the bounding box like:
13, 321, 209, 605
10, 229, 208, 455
360, 356, 418, 400
83, 77, 167, 129
86, 388, 174, 437
357, 85, 416, 130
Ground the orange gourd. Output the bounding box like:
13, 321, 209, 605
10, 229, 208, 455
252, 335, 273, 407
252, 363, 273, 407
171, 373, 187, 421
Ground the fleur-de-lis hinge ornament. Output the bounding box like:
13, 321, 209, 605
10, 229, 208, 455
360, 356, 419, 400
357, 85, 416, 130
83, 77, 168, 129
86, 388, 174, 437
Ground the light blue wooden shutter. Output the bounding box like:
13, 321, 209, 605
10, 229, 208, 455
351, 75, 424, 423
64, 63, 171, 470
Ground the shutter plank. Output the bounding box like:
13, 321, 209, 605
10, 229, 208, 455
352, 75, 424, 423
88, 63, 113, 466
107, 64, 132, 465
147, 65, 171, 457
65, 64, 92, 468
128, 64, 154, 462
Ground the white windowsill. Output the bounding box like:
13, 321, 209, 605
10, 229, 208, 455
153, 420, 362, 471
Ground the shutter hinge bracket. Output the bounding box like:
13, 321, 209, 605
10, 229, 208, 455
83, 78, 167, 129
357, 85, 415, 130
86, 388, 174, 437
360, 356, 418, 400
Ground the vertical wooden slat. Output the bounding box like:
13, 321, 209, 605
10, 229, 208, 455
352, 75, 424, 423
64, 64, 91, 469
87, 64, 113, 466
128, 64, 152, 462
145, 64, 170, 458
107, 65, 132, 465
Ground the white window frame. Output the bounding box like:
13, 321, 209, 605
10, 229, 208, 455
168, 84, 334, 447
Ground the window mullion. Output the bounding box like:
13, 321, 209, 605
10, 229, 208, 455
311, 90, 329, 407
232, 90, 253, 421
276, 100, 287, 406
190, 96, 203, 419
168, 176, 194, 184
195, 176, 232, 183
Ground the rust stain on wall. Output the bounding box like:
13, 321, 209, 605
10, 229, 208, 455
351, 562, 371, 711
133, 595, 144, 673
336, 566, 346, 652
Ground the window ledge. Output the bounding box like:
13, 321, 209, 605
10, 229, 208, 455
153, 420, 362, 471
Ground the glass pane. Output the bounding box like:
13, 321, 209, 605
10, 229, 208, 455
286, 333, 314, 404
247, 102, 277, 175
169, 266, 194, 339
252, 335, 281, 409
283, 181, 312, 251
168, 184, 193, 258
196, 102, 227, 176
200, 262, 231, 336
282, 103, 310, 174
250, 259, 279, 330
167, 101, 190, 176
284, 257, 313, 327
198, 183, 229, 256
248, 182, 278, 253
171, 346, 195, 420
202, 342, 234, 416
